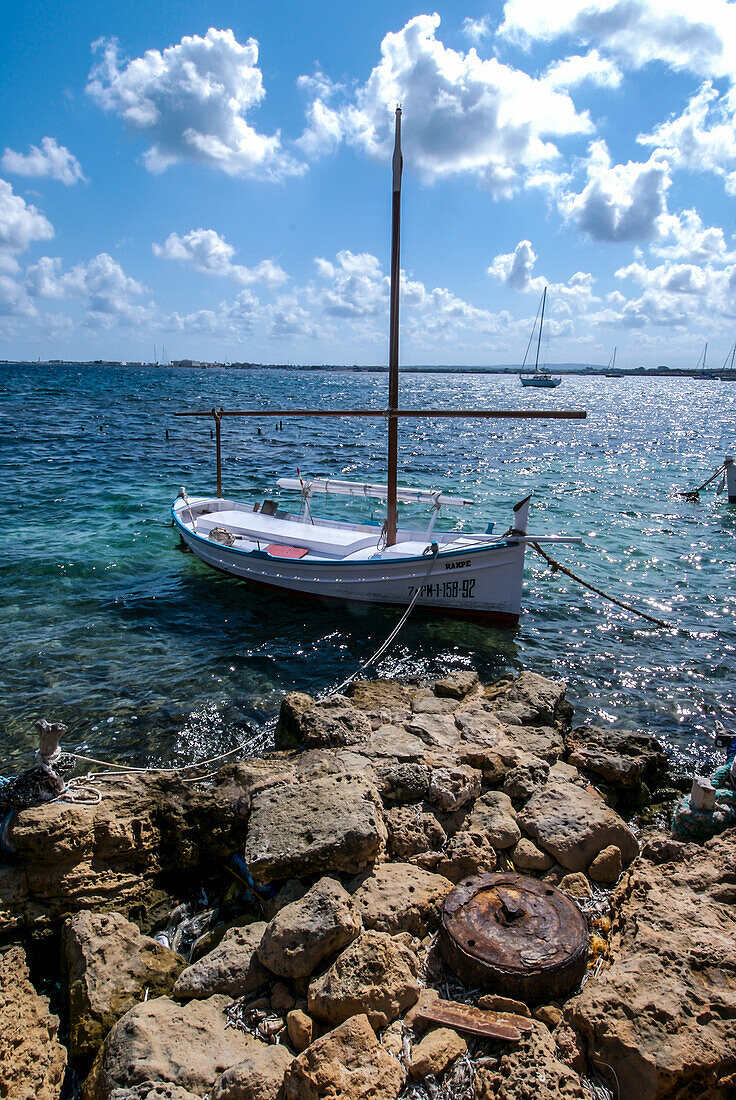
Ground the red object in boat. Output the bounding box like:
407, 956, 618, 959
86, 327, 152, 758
265, 544, 309, 559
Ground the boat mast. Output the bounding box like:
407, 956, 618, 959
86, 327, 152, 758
534, 287, 547, 373
386, 105, 403, 547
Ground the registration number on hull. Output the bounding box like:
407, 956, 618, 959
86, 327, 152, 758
408, 578, 476, 599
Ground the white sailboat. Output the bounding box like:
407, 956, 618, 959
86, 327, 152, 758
519, 288, 561, 388
172, 109, 585, 625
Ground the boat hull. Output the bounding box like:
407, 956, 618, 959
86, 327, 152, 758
173, 509, 526, 625
520, 376, 561, 387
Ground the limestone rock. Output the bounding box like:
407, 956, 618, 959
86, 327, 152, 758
284, 1013, 403, 1100
558, 872, 592, 900
108, 1087, 200, 1100
511, 838, 553, 872
518, 783, 638, 872
92, 995, 246, 1098
467, 791, 521, 849
373, 761, 431, 803
173, 922, 268, 1000
359, 725, 429, 762
0, 945, 67, 1100
434, 671, 479, 699
489, 672, 572, 729
244, 773, 386, 884
210, 1038, 293, 1100
566, 830, 736, 1100
384, 805, 446, 861
308, 930, 420, 1030
257, 878, 362, 979
427, 765, 481, 812
406, 713, 460, 751
437, 831, 498, 883
502, 725, 565, 763
274, 692, 315, 749
566, 725, 667, 790
351, 863, 454, 937
409, 1027, 467, 1080
588, 845, 622, 883
411, 688, 460, 715
473, 1019, 584, 1099
477, 994, 530, 1017
286, 1009, 313, 1053
503, 760, 549, 804
300, 695, 372, 749
64, 909, 185, 1061
345, 679, 416, 721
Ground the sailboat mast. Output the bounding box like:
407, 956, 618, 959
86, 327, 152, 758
386, 105, 403, 547
534, 287, 547, 372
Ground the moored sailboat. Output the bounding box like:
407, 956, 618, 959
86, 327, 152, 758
519, 288, 561, 388
172, 109, 585, 624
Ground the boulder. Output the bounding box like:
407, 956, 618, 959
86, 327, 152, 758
437, 831, 498, 883
466, 791, 521, 849
473, 1019, 584, 1099
89, 995, 247, 1098
244, 773, 386, 884
300, 696, 372, 749
173, 922, 268, 1000
210, 1038, 293, 1100
588, 845, 622, 884
489, 672, 572, 729
502, 725, 565, 763
434, 670, 479, 700
286, 1009, 313, 1053
308, 930, 420, 1030
359, 725, 429, 762
566, 830, 736, 1100
518, 783, 639, 872
411, 688, 460, 715
108, 1087, 200, 1100
351, 862, 454, 937
0, 945, 67, 1100
511, 838, 553, 872
566, 725, 667, 791
406, 714, 460, 751
503, 760, 549, 803
345, 679, 416, 722
427, 765, 482, 812
283, 1013, 403, 1100
373, 761, 431, 803
63, 909, 185, 1061
409, 1027, 467, 1080
558, 872, 592, 900
384, 805, 446, 861
257, 878, 362, 979
274, 692, 316, 749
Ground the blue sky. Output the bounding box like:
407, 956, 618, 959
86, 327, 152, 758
2, 0, 736, 367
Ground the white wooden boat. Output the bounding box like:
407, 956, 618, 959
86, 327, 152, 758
172, 108, 585, 625
519, 287, 562, 387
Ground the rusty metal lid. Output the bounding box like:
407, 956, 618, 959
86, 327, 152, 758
440, 872, 589, 999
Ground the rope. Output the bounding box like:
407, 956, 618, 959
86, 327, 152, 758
531, 542, 673, 629
680, 463, 726, 501
43, 544, 441, 796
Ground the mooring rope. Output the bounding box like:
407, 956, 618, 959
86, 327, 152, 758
47, 544, 441, 798
679, 463, 726, 501
531, 542, 672, 629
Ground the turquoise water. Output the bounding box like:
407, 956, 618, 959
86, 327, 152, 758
1, 363, 734, 773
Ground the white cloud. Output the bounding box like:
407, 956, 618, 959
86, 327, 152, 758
1, 138, 86, 185
499, 0, 736, 81
315, 249, 387, 317
487, 239, 599, 315
0, 179, 54, 273
153, 229, 287, 286
653, 209, 735, 264
487, 239, 542, 292
558, 141, 672, 242
543, 50, 621, 90
26, 252, 148, 322
298, 13, 592, 196
639, 82, 736, 194
169, 289, 260, 336
87, 28, 304, 180
0, 273, 36, 316
462, 16, 493, 44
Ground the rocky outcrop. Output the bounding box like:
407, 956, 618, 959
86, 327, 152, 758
351, 862, 454, 937
566, 830, 736, 1100
466, 790, 521, 849
244, 773, 386, 884
63, 909, 185, 1061
518, 782, 639, 871
300, 696, 372, 749
384, 804, 446, 861
473, 1019, 584, 1099
256, 878, 362, 979
284, 1014, 403, 1100
566, 724, 667, 791
173, 922, 268, 1000
86, 995, 247, 1099
308, 930, 420, 1030
409, 1026, 467, 1080
0, 944, 67, 1100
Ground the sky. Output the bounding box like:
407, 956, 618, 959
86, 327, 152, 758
2, 0, 736, 367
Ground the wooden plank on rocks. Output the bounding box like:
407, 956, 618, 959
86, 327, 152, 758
414, 997, 532, 1041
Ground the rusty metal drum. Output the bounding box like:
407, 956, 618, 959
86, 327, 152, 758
439, 872, 589, 1003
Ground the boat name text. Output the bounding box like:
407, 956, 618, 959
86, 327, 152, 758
444, 560, 471, 570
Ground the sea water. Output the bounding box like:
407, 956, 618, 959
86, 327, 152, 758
1, 363, 734, 774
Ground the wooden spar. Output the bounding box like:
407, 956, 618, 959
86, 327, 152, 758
534, 285, 547, 373
174, 409, 587, 419
387, 105, 403, 547
213, 407, 223, 498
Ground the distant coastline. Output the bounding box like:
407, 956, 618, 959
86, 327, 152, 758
3, 359, 736, 381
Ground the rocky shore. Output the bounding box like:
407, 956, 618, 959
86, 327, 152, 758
0, 670, 734, 1100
